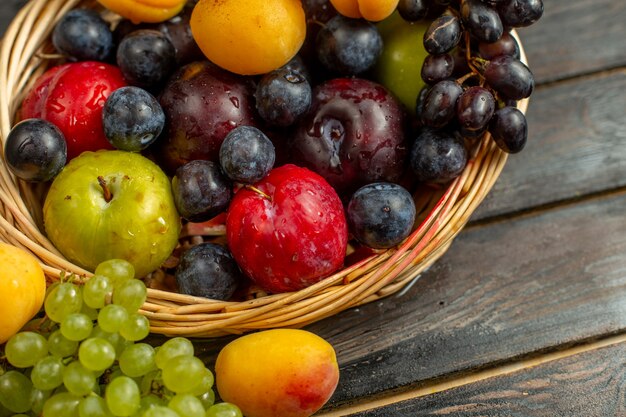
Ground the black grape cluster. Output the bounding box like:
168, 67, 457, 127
401, 0, 543, 162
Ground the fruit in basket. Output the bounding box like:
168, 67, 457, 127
410, 127, 468, 183
4, 118, 67, 182
215, 329, 339, 417
190, 0, 306, 75
42, 150, 181, 278
97, 0, 186, 23
291, 77, 408, 197
102, 86, 165, 152
154, 61, 259, 174
330, 0, 399, 21
347, 182, 417, 249
0, 243, 46, 344
226, 164, 348, 293
52, 9, 114, 62
219, 126, 276, 184
372, 11, 429, 113
20, 61, 127, 161
116, 29, 177, 90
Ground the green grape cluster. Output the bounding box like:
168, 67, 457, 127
0, 259, 243, 417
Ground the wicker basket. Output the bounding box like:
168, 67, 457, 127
0, 0, 529, 338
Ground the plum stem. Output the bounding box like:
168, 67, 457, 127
98, 176, 113, 203
245, 185, 272, 201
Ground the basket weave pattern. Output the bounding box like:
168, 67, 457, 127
0, 0, 528, 337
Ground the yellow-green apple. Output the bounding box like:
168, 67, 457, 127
43, 150, 181, 278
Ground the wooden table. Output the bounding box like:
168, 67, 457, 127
2, 0, 625, 415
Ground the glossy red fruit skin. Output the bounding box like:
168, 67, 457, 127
226, 164, 348, 294
290, 77, 408, 198
21, 61, 127, 161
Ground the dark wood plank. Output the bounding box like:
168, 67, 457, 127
0, 0, 26, 37
350, 340, 626, 417
520, 0, 626, 84
473, 69, 626, 220
297, 189, 626, 406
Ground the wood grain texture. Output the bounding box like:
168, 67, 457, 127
521, 0, 626, 84
349, 341, 626, 417
473, 70, 626, 220
304, 189, 626, 406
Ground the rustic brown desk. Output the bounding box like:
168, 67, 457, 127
2, 0, 625, 415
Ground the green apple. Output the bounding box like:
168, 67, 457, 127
373, 11, 431, 114
43, 150, 181, 278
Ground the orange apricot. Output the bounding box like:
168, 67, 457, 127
330, 0, 400, 22
97, 0, 186, 23
190, 0, 306, 75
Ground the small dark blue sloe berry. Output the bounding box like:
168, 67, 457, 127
175, 243, 243, 301
316, 15, 383, 75
172, 160, 232, 223
219, 126, 276, 184
116, 29, 176, 90
347, 182, 417, 249
52, 9, 114, 62
4, 118, 67, 182
410, 127, 468, 183
255, 67, 312, 127
102, 86, 165, 152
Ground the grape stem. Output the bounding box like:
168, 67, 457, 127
245, 185, 272, 201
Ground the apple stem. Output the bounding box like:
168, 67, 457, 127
98, 176, 113, 203
245, 185, 272, 201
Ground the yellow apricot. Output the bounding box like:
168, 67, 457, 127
216, 329, 340, 417
97, 0, 185, 23
330, 0, 400, 22
190, 0, 306, 75
0, 243, 46, 344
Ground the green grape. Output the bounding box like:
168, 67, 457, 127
130, 395, 163, 417
161, 356, 205, 394
205, 402, 243, 417
197, 389, 215, 410
63, 361, 96, 396
0, 371, 32, 413
42, 392, 81, 417
168, 394, 205, 417
98, 305, 128, 333
31, 356, 65, 391
78, 395, 113, 417
141, 405, 180, 417
189, 368, 214, 396
105, 376, 140, 417
78, 338, 116, 372
112, 279, 147, 313
44, 282, 83, 323
83, 275, 114, 309
154, 338, 194, 369
5, 331, 48, 368
30, 387, 52, 415
80, 301, 100, 321
48, 330, 79, 358
119, 314, 150, 342
61, 313, 94, 342
119, 343, 156, 378
94, 259, 135, 289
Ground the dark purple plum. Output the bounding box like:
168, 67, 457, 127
347, 182, 417, 249
116, 29, 176, 90
175, 243, 243, 300
255, 67, 312, 127
52, 9, 114, 62
172, 160, 232, 223
4, 118, 67, 182
219, 126, 276, 184
153, 61, 259, 175
102, 86, 165, 152
290, 78, 408, 197
410, 127, 468, 183
316, 15, 383, 76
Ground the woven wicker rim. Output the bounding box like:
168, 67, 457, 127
0, 0, 529, 337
